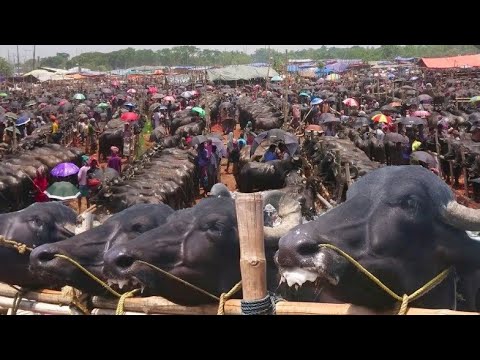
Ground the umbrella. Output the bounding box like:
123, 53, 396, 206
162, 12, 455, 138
322, 116, 341, 124
73, 93, 86, 100
5, 126, 21, 135
50, 162, 80, 177
0, 93, 8, 98
181, 91, 193, 98
271, 75, 283, 82
191, 135, 208, 146
124, 102, 135, 108
111, 81, 119, 87
401, 85, 415, 90
4, 112, 18, 121
410, 151, 437, 168
97, 102, 110, 109
148, 87, 158, 94
121, 112, 139, 122
384, 132, 410, 144
44, 182, 80, 201
299, 92, 310, 97
250, 129, 299, 156
412, 110, 430, 118
319, 113, 337, 123
191, 107, 206, 118
152, 93, 165, 100
149, 103, 162, 112
305, 124, 323, 133
101, 88, 113, 94
418, 94, 433, 103
15, 116, 30, 127
353, 117, 370, 128
115, 94, 126, 100
326, 73, 340, 81
372, 113, 392, 124
405, 89, 417, 96
396, 117, 426, 126
91, 168, 120, 182
310, 98, 323, 106
343, 98, 359, 107
127, 89, 136, 94
380, 105, 399, 113
163, 96, 175, 102
470, 96, 480, 103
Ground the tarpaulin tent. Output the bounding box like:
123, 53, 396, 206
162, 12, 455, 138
206, 65, 279, 82
418, 54, 480, 69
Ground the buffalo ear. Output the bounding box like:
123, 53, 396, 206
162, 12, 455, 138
436, 232, 480, 271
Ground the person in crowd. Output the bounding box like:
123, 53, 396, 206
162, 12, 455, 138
263, 144, 278, 162
33, 166, 49, 203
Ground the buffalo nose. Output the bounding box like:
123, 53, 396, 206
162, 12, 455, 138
30, 244, 59, 267
104, 246, 136, 274
277, 236, 320, 268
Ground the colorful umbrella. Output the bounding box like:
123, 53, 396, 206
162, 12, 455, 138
149, 103, 162, 112
343, 98, 359, 107
121, 112, 139, 122
163, 96, 175, 102
101, 88, 113, 94
97, 102, 110, 109
310, 98, 323, 106
389, 101, 402, 107
326, 73, 340, 81
127, 89, 137, 94
5, 126, 21, 135
412, 110, 430, 118
299, 92, 310, 97
15, 116, 30, 127
148, 87, 158, 94
372, 113, 392, 124
45, 182, 80, 201
111, 81, 119, 87
471, 96, 480, 103
5, 112, 18, 121
0, 93, 8, 98
271, 75, 283, 82
152, 93, 165, 100
73, 93, 86, 100
50, 162, 80, 177
191, 107, 205, 118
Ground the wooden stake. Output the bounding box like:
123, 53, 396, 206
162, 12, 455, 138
235, 192, 267, 301
461, 149, 470, 198
434, 129, 442, 178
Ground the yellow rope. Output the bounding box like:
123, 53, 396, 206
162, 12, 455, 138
0, 236, 33, 254
136, 260, 220, 301
319, 244, 451, 315
53, 254, 122, 298
217, 281, 242, 315
115, 289, 140, 315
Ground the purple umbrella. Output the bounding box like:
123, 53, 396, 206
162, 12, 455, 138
50, 162, 80, 177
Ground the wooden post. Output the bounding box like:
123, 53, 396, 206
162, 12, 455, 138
344, 161, 352, 187
460, 149, 470, 198
434, 129, 442, 178
283, 50, 289, 122
235, 193, 267, 302
447, 140, 454, 183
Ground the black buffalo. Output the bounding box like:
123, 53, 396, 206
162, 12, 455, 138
29, 204, 174, 295
276, 165, 480, 311
0, 202, 77, 288
102, 186, 303, 305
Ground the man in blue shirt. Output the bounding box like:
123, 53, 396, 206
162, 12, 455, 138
263, 144, 278, 162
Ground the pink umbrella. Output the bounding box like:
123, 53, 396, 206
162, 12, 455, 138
111, 80, 120, 87
58, 99, 68, 106
163, 96, 175, 102
148, 87, 158, 94
412, 110, 431, 118
127, 89, 137, 94
121, 112, 139, 122
343, 98, 359, 107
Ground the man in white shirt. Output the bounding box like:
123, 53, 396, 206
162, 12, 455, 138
77, 155, 90, 213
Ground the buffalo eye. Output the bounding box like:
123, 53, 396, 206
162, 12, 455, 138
207, 222, 224, 237
29, 217, 43, 228
131, 223, 143, 233
399, 196, 421, 213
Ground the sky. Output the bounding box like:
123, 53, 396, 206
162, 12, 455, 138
0, 45, 378, 62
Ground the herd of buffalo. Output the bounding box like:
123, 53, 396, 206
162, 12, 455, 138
2, 73, 480, 315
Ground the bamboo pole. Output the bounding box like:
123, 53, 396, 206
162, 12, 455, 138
0, 283, 73, 304
461, 149, 470, 198
89, 296, 479, 315
434, 129, 442, 178
91, 309, 148, 315
0, 296, 74, 315
316, 193, 333, 210
235, 192, 267, 302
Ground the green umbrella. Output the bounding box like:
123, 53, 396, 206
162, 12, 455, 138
470, 96, 480, 103
97, 102, 110, 109
45, 181, 80, 201
191, 107, 206, 118
5, 126, 21, 135
299, 92, 310, 97
271, 75, 283, 82
4, 112, 18, 121
0, 93, 8, 98
73, 93, 86, 100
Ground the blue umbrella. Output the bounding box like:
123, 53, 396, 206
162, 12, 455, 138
15, 116, 31, 127
271, 75, 283, 82
124, 103, 135, 108
50, 162, 80, 177
310, 98, 323, 106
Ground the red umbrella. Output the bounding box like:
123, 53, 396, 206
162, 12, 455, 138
148, 87, 158, 94
58, 99, 68, 106
111, 81, 120, 87
343, 98, 359, 107
121, 112, 139, 122
163, 96, 175, 102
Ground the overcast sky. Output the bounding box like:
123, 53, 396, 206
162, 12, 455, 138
0, 45, 378, 62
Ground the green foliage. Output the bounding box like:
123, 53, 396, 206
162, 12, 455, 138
22, 46, 480, 72
0, 57, 13, 76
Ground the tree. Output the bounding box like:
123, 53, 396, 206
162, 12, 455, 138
0, 57, 13, 77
